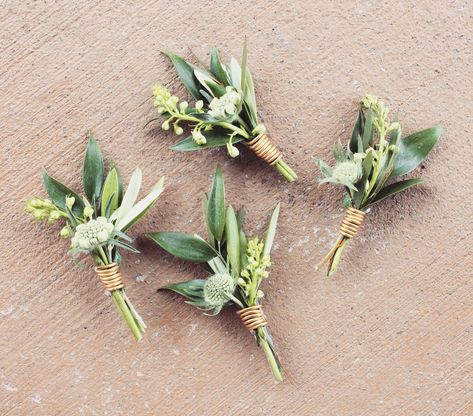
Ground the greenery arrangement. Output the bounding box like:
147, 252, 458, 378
148, 166, 284, 381
314, 95, 441, 276
26, 137, 165, 341
148, 43, 297, 182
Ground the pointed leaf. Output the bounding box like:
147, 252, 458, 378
263, 203, 280, 258
210, 48, 229, 84
116, 177, 164, 231
42, 169, 85, 216
101, 168, 120, 217
82, 136, 104, 201
147, 232, 216, 263
110, 168, 142, 222
230, 58, 241, 91
369, 178, 424, 205
225, 206, 240, 276
349, 109, 365, 153
160, 279, 206, 302
207, 165, 226, 242
240, 40, 248, 94
171, 132, 244, 152
362, 108, 374, 149
390, 126, 441, 177
165, 52, 202, 100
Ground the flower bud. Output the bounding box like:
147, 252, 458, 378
226, 143, 240, 158
203, 273, 235, 306
195, 100, 204, 110
60, 226, 73, 238
174, 124, 184, 135
83, 206, 94, 219
179, 101, 188, 112
162, 120, 170, 131
65, 196, 75, 210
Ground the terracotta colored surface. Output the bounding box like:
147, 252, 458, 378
1, 1, 472, 414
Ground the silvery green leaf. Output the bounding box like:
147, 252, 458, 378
115, 177, 164, 231
263, 203, 280, 258
208, 256, 229, 275
160, 279, 206, 303
101, 167, 120, 217
225, 205, 240, 276
230, 57, 242, 91
240, 40, 248, 95
194, 68, 218, 96
313, 157, 332, 177
333, 140, 346, 162
110, 167, 142, 222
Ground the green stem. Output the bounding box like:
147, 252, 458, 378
275, 159, 298, 182
257, 327, 283, 382
111, 290, 144, 342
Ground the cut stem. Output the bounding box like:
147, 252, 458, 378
318, 235, 349, 277
275, 159, 297, 182
256, 326, 283, 382
111, 289, 145, 342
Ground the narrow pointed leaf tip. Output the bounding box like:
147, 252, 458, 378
263, 203, 280, 258
207, 165, 226, 242
82, 136, 104, 202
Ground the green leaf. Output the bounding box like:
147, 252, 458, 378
369, 178, 424, 205
210, 48, 229, 84
147, 232, 216, 263
110, 168, 141, 223
160, 279, 206, 303
165, 52, 202, 100
313, 157, 332, 177
239, 229, 248, 270
362, 108, 374, 149
225, 206, 240, 276
390, 126, 441, 177
82, 136, 104, 202
230, 57, 241, 91
116, 177, 165, 231
240, 40, 248, 95
263, 203, 280, 258
101, 168, 120, 217
207, 165, 226, 242
333, 140, 346, 162
171, 132, 244, 152
352, 150, 373, 208
41, 169, 85, 216
202, 194, 215, 247
349, 109, 365, 153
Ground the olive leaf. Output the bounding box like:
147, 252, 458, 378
82, 136, 104, 202
41, 169, 85, 216
207, 165, 226, 242
263, 203, 280, 258
349, 109, 365, 153
160, 279, 206, 303
210, 48, 229, 84
225, 205, 240, 276
101, 167, 120, 217
368, 178, 424, 206
147, 232, 216, 263
164, 52, 202, 100
390, 126, 441, 177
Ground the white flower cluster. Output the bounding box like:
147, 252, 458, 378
208, 87, 241, 120
204, 273, 235, 306
331, 160, 363, 186
71, 217, 114, 250
153, 85, 178, 113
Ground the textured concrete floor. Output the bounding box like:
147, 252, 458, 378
1, 1, 472, 415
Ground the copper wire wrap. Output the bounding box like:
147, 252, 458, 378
247, 133, 283, 166
236, 305, 268, 331
95, 263, 125, 292
339, 207, 366, 239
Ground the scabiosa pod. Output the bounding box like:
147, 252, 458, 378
26, 136, 165, 341
147, 166, 284, 381
147, 42, 297, 182
314, 95, 441, 276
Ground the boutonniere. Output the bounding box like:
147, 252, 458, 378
314, 95, 441, 276
148, 43, 297, 182
148, 166, 284, 381
26, 137, 165, 341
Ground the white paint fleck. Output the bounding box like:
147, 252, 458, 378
0, 305, 14, 316
2, 382, 17, 392
135, 274, 145, 282
31, 393, 42, 404
188, 322, 198, 335
172, 347, 180, 356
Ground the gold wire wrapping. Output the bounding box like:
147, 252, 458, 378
247, 133, 283, 166
237, 305, 268, 331
95, 263, 125, 292
339, 207, 366, 239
